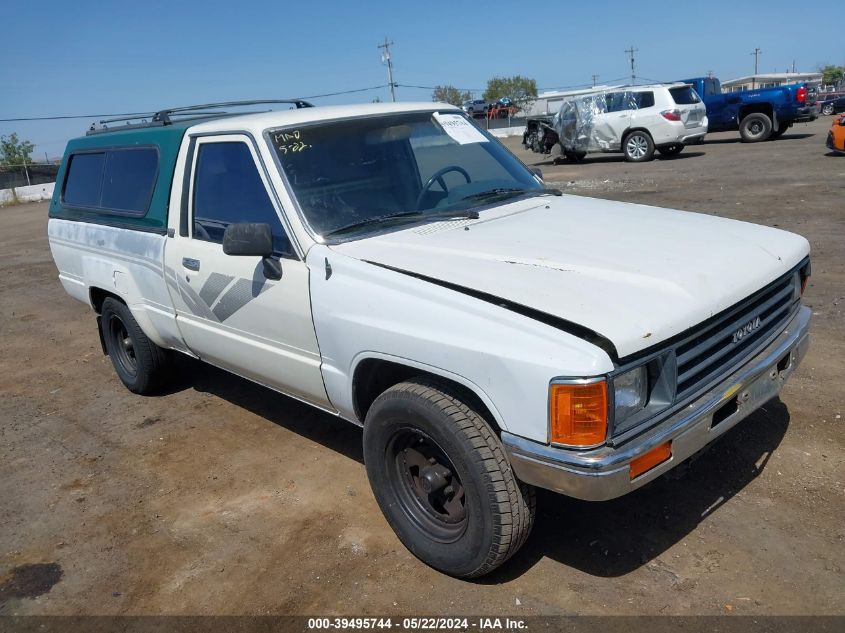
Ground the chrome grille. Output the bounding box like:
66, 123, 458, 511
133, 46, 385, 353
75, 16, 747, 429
674, 273, 797, 398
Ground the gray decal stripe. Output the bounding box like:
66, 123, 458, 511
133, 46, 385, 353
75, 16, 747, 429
199, 273, 235, 307
212, 279, 269, 321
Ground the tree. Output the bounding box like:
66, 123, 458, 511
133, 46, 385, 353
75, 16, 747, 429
432, 85, 472, 107
819, 65, 844, 86
482, 75, 538, 111
0, 133, 35, 168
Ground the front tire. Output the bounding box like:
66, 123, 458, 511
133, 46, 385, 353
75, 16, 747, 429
623, 130, 655, 162
101, 297, 172, 395
739, 112, 772, 142
363, 379, 535, 578
822, 103, 834, 116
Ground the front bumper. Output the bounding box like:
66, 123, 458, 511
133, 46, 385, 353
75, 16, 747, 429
502, 305, 811, 501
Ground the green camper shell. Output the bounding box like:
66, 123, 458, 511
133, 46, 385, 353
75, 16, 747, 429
48, 121, 193, 234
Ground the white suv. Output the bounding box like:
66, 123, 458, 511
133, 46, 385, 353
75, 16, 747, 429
554, 83, 708, 162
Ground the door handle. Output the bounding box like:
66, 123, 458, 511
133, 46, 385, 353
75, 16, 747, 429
182, 257, 200, 271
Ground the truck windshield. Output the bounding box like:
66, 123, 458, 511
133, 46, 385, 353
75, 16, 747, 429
267, 111, 542, 237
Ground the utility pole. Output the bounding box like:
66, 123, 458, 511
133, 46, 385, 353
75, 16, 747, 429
378, 38, 396, 102
751, 48, 762, 74
591, 74, 599, 87
625, 46, 638, 85
750, 47, 762, 88
791, 60, 796, 74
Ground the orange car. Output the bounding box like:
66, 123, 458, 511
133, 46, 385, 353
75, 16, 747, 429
827, 114, 845, 153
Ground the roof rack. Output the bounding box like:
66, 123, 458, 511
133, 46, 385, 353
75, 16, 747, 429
87, 99, 314, 135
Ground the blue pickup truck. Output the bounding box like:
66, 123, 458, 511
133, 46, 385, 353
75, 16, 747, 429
680, 77, 819, 142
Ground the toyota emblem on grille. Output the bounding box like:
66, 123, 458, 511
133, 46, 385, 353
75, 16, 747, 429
732, 316, 762, 344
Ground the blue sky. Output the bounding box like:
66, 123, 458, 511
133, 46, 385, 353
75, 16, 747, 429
2, 0, 841, 158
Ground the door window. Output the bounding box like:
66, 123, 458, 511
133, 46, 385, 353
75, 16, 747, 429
192, 141, 293, 257
605, 92, 637, 112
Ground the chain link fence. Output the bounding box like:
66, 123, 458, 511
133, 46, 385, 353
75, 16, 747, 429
0, 163, 59, 190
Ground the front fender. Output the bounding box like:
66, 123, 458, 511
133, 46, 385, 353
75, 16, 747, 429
307, 245, 613, 443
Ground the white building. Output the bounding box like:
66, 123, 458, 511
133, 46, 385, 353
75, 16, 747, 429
525, 86, 622, 116
721, 72, 822, 92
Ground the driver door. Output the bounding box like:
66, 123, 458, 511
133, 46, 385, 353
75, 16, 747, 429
164, 134, 330, 409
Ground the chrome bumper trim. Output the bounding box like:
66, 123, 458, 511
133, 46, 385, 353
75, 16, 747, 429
502, 306, 811, 501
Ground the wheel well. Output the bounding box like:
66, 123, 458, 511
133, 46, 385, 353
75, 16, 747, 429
89, 287, 124, 314
352, 358, 502, 434
739, 103, 773, 120
622, 127, 653, 142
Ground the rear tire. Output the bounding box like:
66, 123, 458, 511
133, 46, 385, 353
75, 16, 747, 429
658, 143, 684, 157
822, 103, 834, 116
739, 112, 772, 142
623, 130, 655, 162
101, 297, 172, 395
363, 379, 535, 578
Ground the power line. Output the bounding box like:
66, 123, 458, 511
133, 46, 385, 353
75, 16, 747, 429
0, 85, 389, 123
302, 85, 387, 99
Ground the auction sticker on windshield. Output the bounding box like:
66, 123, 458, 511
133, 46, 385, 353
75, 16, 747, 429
433, 112, 488, 144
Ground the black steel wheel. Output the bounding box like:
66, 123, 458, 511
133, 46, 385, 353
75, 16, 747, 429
107, 312, 138, 379
100, 297, 172, 395
387, 428, 467, 543
739, 112, 772, 142
363, 379, 535, 578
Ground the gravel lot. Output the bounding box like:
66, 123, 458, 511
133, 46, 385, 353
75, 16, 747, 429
1, 116, 843, 616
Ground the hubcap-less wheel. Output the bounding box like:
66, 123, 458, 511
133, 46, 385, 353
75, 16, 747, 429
626, 134, 649, 159
748, 120, 764, 136
388, 428, 467, 543
108, 316, 137, 377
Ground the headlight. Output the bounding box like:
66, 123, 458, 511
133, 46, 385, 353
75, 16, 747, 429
613, 366, 648, 423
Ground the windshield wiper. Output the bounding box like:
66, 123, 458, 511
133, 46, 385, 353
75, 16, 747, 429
325, 208, 480, 237
462, 187, 562, 202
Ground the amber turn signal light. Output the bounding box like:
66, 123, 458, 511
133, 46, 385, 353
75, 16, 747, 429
629, 441, 672, 480
549, 381, 608, 446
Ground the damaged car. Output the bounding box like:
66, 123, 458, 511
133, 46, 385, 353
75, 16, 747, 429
523, 83, 708, 162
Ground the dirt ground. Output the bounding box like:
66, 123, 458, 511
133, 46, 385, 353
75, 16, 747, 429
1, 117, 843, 617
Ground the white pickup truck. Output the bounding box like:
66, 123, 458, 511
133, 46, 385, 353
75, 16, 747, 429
48, 100, 812, 578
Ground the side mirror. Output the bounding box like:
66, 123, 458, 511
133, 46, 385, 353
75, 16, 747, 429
222, 222, 281, 280
530, 166, 544, 181
840, 117, 845, 127
223, 222, 273, 257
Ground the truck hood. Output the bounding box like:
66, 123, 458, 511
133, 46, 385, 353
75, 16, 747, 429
329, 195, 809, 359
